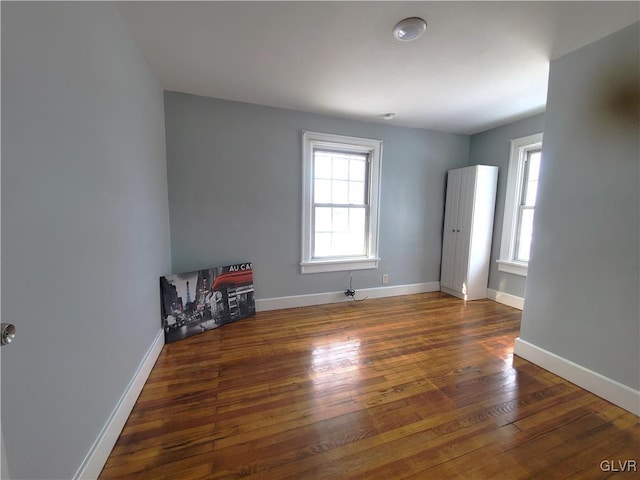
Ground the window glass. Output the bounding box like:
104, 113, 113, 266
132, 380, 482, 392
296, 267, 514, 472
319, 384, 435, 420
516, 208, 535, 262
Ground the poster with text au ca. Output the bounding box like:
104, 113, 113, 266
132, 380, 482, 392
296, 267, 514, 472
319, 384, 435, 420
160, 263, 255, 343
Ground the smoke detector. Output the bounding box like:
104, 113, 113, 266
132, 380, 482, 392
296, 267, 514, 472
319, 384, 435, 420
393, 17, 427, 42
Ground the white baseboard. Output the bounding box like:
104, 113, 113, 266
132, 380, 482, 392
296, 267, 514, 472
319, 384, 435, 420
486, 288, 524, 310
514, 338, 640, 416
256, 282, 441, 312
74, 329, 165, 479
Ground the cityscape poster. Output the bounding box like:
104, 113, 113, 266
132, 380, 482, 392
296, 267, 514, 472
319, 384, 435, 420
160, 263, 255, 343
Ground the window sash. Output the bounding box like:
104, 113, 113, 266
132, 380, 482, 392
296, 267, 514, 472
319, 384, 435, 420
513, 148, 541, 263
312, 206, 370, 259
313, 149, 370, 206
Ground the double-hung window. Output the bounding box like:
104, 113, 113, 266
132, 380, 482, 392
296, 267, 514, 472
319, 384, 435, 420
497, 133, 543, 276
301, 131, 382, 274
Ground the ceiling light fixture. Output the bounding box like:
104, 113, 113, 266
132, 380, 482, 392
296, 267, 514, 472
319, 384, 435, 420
393, 17, 427, 42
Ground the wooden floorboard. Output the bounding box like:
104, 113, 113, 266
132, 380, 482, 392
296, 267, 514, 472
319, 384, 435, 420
99, 292, 639, 479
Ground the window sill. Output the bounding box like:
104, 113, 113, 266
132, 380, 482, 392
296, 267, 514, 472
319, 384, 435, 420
497, 259, 528, 277
300, 258, 379, 274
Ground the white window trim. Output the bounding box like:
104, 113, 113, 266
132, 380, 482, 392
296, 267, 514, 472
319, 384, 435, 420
497, 132, 543, 277
301, 131, 382, 274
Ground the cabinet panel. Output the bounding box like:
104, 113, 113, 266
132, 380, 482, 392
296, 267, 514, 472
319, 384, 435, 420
453, 229, 470, 293
440, 229, 456, 288
443, 169, 461, 232
458, 167, 475, 234
441, 169, 461, 289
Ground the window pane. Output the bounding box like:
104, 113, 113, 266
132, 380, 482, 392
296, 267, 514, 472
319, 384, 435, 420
350, 158, 366, 182
314, 152, 333, 179
333, 208, 349, 232
348, 232, 366, 255
523, 179, 538, 206
332, 156, 349, 180
528, 151, 541, 181
315, 207, 332, 232
314, 179, 331, 203
333, 231, 365, 256
516, 208, 535, 262
314, 232, 366, 258
348, 181, 365, 204
332, 180, 349, 204
523, 150, 541, 206
314, 233, 332, 257
350, 207, 366, 233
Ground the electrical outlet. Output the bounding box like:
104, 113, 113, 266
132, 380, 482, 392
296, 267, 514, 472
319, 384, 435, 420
382, 273, 389, 284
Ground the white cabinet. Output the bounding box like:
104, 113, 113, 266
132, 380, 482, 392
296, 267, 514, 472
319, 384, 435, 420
440, 165, 498, 300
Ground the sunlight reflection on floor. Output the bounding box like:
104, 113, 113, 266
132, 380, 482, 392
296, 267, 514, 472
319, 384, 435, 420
310, 339, 362, 394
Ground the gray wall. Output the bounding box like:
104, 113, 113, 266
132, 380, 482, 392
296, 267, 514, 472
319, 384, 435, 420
469, 113, 546, 298
520, 22, 639, 389
1, 3, 171, 478
164, 93, 469, 299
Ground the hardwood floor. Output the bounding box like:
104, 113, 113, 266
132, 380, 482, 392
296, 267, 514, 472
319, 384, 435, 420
99, 292, 639, 479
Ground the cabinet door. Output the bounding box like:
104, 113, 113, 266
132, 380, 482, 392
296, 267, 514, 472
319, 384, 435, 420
440, 170, 461, 288
451, 168, 474, 293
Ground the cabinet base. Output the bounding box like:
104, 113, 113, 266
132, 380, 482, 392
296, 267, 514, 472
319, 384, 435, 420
441, 286, 486, 301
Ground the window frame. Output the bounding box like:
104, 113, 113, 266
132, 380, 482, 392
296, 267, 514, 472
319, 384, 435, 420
301, 131, 382, 274
497, 132, 543, 277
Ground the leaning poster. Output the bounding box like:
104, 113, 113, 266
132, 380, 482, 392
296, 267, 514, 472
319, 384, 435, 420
160, 263, 255, 343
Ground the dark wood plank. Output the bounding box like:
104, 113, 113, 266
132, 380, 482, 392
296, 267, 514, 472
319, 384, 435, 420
99, 292, 639, 479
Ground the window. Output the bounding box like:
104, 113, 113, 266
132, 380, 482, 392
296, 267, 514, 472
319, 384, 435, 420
497, 133, 543, 276
301, 131, 382, 274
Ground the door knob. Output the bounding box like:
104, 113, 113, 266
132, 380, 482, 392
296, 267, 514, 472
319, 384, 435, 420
1, 323, 16, 346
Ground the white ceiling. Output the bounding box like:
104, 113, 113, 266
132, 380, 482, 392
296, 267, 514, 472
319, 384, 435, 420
118, 1, 640, 135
